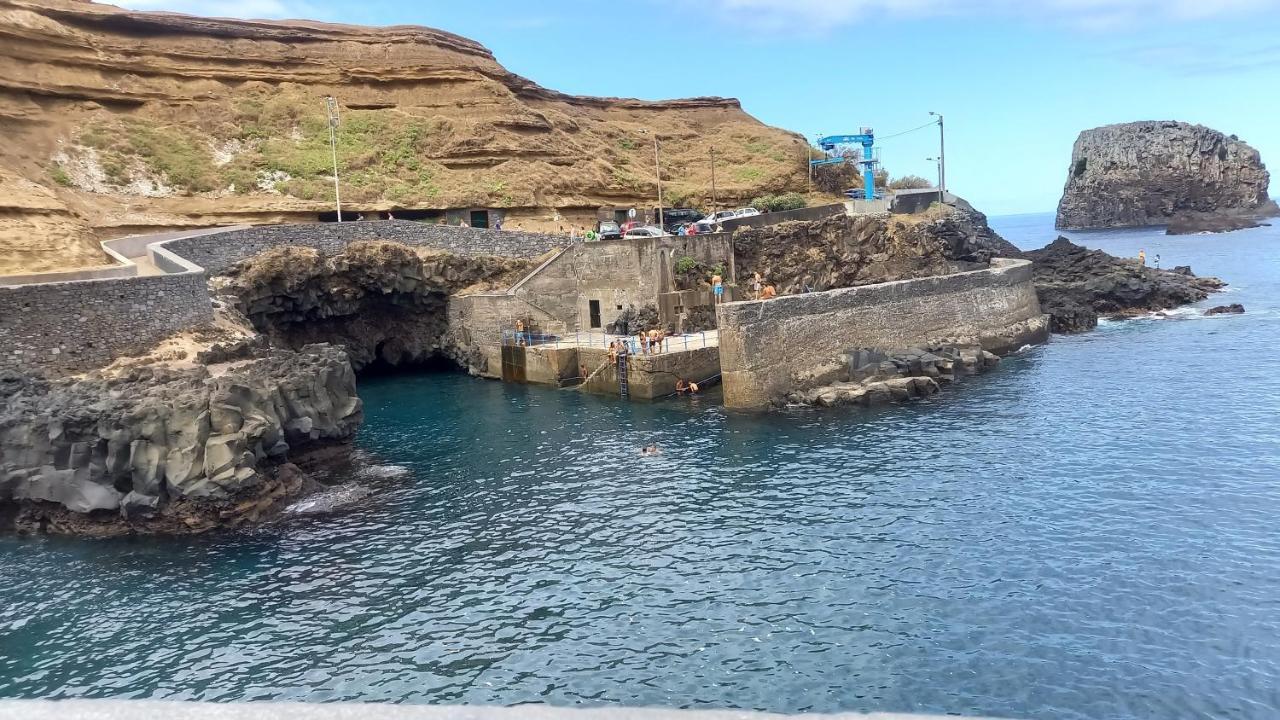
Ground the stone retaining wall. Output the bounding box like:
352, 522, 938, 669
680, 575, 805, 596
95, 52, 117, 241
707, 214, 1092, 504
0, 271, 213, 377
1, 222, 567, 377
165, 221, 566, 275
716, 258, 1049, 409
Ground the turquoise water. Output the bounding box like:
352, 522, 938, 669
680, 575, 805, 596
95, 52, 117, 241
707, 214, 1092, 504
3, 214, 1280, 718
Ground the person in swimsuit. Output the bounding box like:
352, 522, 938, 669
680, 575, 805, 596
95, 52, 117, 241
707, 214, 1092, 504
711, 272, 724, 304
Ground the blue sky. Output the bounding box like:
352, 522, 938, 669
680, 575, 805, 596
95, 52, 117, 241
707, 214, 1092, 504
120, 0, 1280, 215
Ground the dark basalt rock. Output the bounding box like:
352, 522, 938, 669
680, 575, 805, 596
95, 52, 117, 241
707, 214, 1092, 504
1056, 121, 1273, 230
1205, 304, 1245, 315
0, 344, 362, 536
1020, 237, 1226, 331
1166, 208, 1275, 235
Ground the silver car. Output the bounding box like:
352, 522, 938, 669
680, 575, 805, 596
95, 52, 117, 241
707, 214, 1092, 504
623, 225, 665, 238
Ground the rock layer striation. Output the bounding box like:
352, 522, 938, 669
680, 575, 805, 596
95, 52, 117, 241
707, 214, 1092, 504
1056, 121, 1275, 230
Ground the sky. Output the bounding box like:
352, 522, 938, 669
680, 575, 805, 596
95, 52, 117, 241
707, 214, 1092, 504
118, 0, 1280, 216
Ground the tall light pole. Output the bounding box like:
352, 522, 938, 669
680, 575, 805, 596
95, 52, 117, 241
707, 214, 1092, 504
641, 129, 664, 231
929, 111, 945, 200
325, 96, 343, 222
710, 146, 717, 214
927, 156, 942, 205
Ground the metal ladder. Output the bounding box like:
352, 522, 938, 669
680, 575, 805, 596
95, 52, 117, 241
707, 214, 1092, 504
617, 353, 630, 399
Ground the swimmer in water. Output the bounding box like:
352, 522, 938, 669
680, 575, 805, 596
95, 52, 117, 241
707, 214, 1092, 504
640, 445, 661, 456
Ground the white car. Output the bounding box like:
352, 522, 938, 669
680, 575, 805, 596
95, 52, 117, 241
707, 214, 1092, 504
623, 225, 665, 238
733, 207, 761, 218
706, 210, 738, 224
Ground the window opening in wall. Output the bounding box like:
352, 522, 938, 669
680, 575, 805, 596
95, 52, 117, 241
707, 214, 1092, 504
589, 300, 602, 329
469, 210, 490, 229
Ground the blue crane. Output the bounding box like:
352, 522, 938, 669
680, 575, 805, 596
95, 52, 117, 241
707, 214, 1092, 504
810, 129, 879, 199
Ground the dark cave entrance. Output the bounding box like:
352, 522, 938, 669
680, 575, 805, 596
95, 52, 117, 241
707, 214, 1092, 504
357, 344, 463, 378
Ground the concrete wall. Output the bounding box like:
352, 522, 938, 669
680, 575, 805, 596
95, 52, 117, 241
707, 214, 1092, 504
572, 234, 733, 332
719, 204, 846, 232
1, 221, 566, 377
0, 270, 213, 377
716, 258, 1049, 409
164, 221, 568, 276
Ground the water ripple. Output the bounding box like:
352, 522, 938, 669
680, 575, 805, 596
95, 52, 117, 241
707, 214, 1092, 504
3, 220, 1280, 718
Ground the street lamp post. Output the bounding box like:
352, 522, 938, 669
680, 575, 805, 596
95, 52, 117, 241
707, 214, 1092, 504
927, 156, 942, 206
929, 111, 946, 200
710, 146, 717, 214
642, 129, 664, 231
325, 96, 343, 222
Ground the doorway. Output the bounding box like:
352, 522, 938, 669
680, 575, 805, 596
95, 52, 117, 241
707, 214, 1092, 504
588, 299, 602, 329
469, 210, 490, 228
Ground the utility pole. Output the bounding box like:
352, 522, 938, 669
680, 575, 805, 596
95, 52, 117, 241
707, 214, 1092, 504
929, 111, 946, 199
325, 96, 343, 222
643, 129, 664, 232
807, 140, 812, 194
927, 156, 942, 206
710, 146, 717, 214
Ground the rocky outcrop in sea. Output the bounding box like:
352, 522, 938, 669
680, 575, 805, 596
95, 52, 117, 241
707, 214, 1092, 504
788, 345, 1001, 408
0, 344, 361, 536
1020, 237, 1226, 332
1056, 121, 1277, 231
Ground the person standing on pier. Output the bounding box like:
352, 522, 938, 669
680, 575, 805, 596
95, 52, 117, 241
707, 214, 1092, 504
711, 272, 724, 304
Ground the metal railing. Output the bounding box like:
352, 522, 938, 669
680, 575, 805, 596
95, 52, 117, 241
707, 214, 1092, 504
500, 330, 716, 355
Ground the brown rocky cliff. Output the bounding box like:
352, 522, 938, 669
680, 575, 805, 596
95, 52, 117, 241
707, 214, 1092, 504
1055, 121, 1273, 230
0, 0, 807, 273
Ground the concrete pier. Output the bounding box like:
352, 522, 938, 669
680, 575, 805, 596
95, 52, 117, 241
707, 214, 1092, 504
501, 331, 721, 400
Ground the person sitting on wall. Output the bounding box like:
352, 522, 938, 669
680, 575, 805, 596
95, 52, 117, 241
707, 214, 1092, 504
761, 284, 777, 300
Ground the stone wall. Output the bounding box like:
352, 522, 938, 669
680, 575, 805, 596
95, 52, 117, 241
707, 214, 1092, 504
716, 258, 1049, 409
165, 220, 568, 275
0, 271, 213, 377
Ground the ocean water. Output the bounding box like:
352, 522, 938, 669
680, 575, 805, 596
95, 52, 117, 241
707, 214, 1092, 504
2, 214, 1279, 719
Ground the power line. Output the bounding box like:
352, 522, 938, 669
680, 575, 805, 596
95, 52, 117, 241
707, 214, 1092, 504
877, 119, 939, 142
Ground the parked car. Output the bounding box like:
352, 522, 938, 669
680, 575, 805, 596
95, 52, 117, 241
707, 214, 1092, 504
706, 209, 738, 224
843, 189, 883, 200
623, 225, 665, 239
597, 221, 622, 240
654, 208, 704, 233
733, 207, 761, 218
692, 220, 718, 234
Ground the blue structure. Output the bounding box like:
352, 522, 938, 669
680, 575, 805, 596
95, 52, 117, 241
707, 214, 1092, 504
811, 129, 879, 199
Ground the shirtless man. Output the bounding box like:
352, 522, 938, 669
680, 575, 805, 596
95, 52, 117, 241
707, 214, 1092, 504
711, 272, 724, 304
761, 284, 777, 300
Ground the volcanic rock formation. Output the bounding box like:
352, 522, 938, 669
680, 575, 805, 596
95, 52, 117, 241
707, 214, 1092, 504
0, 0, 806, 274
0, 343, 362, 536
219, 240, 537, 371
1056, 121, 1276, 230
1021, 237, 1226, 332
732, 203, 1018, 296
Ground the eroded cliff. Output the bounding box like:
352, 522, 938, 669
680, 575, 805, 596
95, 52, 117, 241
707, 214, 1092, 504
0, 0, 806, 273
219, 240, 537, 370
1056, 121, 1275, 230
0, 343, 362, 535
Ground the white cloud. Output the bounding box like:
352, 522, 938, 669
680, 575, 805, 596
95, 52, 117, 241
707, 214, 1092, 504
113, 0, 319, 20
707, 0, 1280, 30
